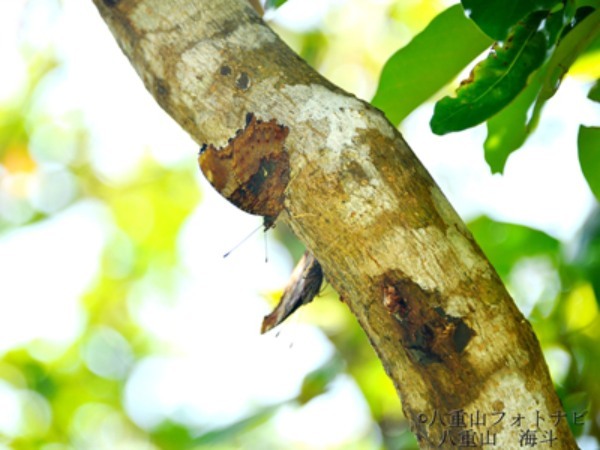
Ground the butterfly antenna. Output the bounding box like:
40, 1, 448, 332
223, 223, 264, 258
264, 232, 269, 263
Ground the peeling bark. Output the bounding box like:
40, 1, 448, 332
91, 0, 578, 448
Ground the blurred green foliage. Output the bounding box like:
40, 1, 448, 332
0, 1, 599, 449
0, 49, 202, 447
265, 0, 288, 9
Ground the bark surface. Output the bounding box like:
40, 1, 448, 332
91, 0, 578, 448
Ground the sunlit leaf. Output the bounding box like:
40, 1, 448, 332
192, 406, 279, 445
570, 16, 600, 77
298, 356, 344, 404
461, 0, 563, 40
265, 0, 287, 9
298, 31, 328, 68
562, 392, 591, 436
371, 5, 492, 126
558, 4, 596, 39
544, 5, 574, 47
484, 71, 543, 173
529, 8, 600, 130
564, 284, 598, 331
574, 208, 600, 303
431, 12, 548, 135
589, 78, 600, 101
483, 8, 598, 172
468, 216, 560, 279
578, 126, 600, 201
151, 421, 195, 450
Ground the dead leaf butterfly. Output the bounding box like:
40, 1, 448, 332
261, 251, 323, 333
198, 113, 290, 229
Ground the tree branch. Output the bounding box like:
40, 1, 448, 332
91, 0, 578, 447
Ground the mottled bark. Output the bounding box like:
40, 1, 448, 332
91, 0, 578, 448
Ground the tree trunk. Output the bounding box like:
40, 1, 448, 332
91, 0, 578, 448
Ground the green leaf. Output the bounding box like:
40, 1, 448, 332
483, 7, 599, 172
589, 79, 600, 101
265, 0, 287, 9
583, 29, 600, 54
371, 5, 493, 126
461, 0, 563, 40
468, 216, 561, 279
151, 422, 195, 450
578, 125, 600, 201
192, 406, 279, 445
577, 0, 600, 9
544, 5, 573, 47
431, 12, 548, 135
559, 4, 596, 40
298, 356, 344, 404
483, 71, 543, 173
529, 9, 600, 130
573, 208, 600, 302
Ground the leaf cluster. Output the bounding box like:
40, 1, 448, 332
372, 0, 600, 187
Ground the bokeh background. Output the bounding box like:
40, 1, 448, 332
1, 0, 599, 448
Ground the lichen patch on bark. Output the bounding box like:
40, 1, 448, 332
446, 226, 491, 279
429, 186, 470, 234
179, 42, 222, 92
282, 84, 394, 167
341, 172, 395, 226
227, 22, 277, 49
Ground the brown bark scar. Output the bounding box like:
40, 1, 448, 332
382, 276, 475, 366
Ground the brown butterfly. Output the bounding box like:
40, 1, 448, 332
262, 251, 323, 333
198, 113, 290, 229
198, 114, 323, 331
